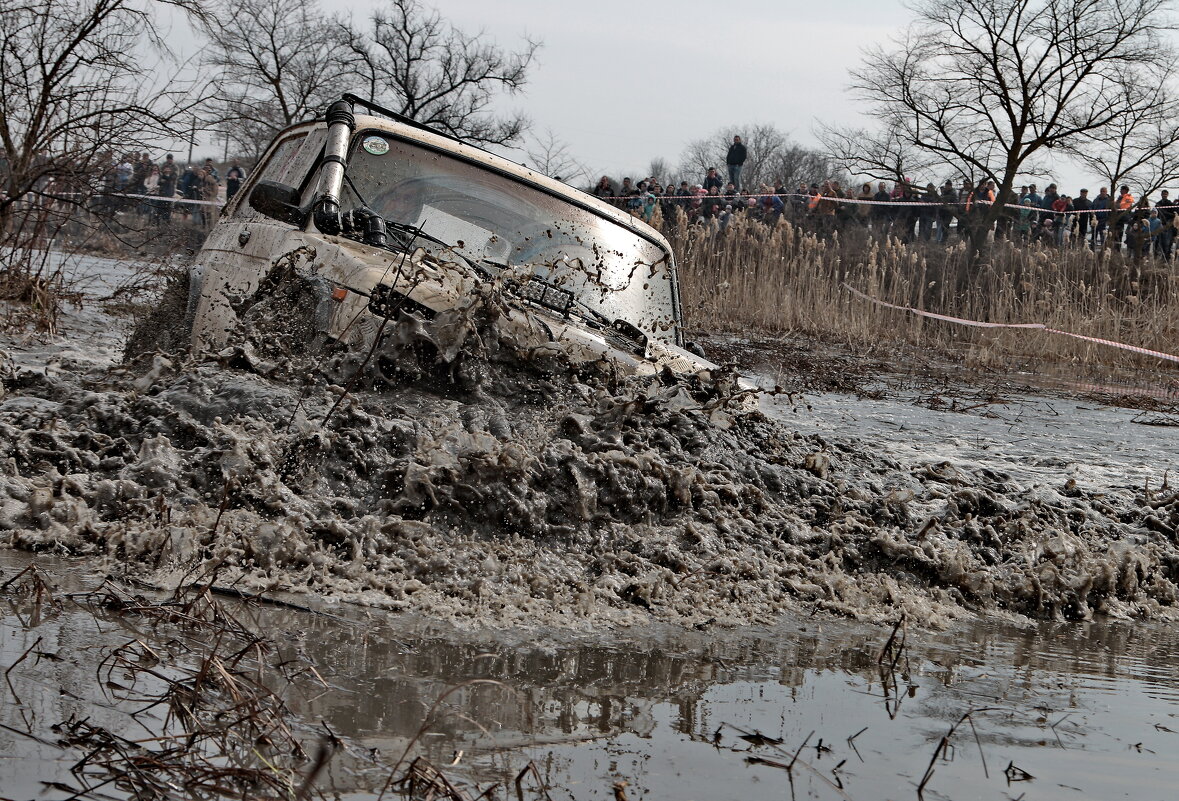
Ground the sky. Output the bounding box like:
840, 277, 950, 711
322, 0, 908, 179
163, 0, 1106, 191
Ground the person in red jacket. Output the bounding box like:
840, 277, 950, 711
1051, 194, 1072, 245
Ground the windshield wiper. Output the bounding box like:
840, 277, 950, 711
340, 172, 486, 278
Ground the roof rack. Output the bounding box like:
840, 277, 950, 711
340, 93, 464, 144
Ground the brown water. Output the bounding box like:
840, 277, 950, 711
4, 552, 1179, 801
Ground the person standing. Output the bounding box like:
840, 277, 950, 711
203, 157, 220, 182
725, 135, 747, 192
1072, 188, 1093, 247
1051, 193, 1072, 246
1112, 185, 1135, 249
968, 180, 995, 241
142, 165, 160, 222
937, 180, 956, 242
872, 181, 892, 234
957, 179, 975, 241
1145, 208, 1163, 257
178, 165, 199, 220
197, 167, 219, 226
1016, 198, 1036, 241
703, 168, 723, 193
813, 180, 841, 236
1091, 187, 1111, 247
157, 154, 179, 223
919, 182, 939, 240
225, 163, 247, 202
856, 182, 874, 227
592, 176, 614, 201
1155, 189, 1178, 259
1041, 183, 1059, 216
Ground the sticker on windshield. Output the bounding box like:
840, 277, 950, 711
362, 136, 390, 156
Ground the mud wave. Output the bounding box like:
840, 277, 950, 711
2, 276, 1178, 629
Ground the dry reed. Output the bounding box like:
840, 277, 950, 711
669, 212, 1179, 375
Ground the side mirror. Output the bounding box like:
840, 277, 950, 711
249, 180, 306, 226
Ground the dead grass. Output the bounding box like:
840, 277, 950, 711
1, 199, 204, 333
670, 213, 1179, 375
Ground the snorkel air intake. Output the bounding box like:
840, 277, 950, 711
313, 99, 356, 236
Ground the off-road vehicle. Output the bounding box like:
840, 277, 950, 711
184, 95, 715, 377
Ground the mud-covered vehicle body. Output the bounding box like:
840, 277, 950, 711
186, 95, 714, 377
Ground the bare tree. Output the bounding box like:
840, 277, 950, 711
200, 0, 357, 162
817, 122, 940, 184
850, 0, 1177, 249
0, 0, 208, 321
646, 157, 671, 186
678, 124, 835, 189
347, 0, 539, 146
523, 128, 591, 185
1064, 79, 1179, 196
766, 145, 844, 192
0, 0, 206, 218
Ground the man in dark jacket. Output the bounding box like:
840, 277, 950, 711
1091, 187, 1111, 247
225, 163, 247, 201
157, 154, 178, 222
1072, 188, 1093, 248
703, 167, 723, 193
938, 180, 957, 242
872, 181, 892, 233
1156, 189, 1178, 259
725, 136, 747, 191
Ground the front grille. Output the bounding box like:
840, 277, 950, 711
368, 283, 437, 320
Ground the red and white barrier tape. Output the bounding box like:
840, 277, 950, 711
106, 192, 222, 207
83, 191, 223, 207
601, 191, 1141, 217
19, 190, 223, 207
842, 283, 1179, 365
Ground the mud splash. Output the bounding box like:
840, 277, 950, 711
2, 271, 1178, 628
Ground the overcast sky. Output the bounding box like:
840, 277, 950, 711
164, 0, 1111, 189
319, 0, 907, 178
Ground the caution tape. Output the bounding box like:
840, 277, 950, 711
600, 191, 1142, 217
17, 189, 224, 207
90, 191, 223, 207
104, 191, 222, 207
842, 283, 1179, 365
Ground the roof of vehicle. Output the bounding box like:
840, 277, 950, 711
274, 112, 673, 256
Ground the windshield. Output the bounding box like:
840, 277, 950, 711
339, 131, 678, 342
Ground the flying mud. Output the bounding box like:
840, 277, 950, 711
2, 266, 1177, 629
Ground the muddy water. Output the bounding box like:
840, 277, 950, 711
289, 614, 1179, 800
4, 280, 1179, 629
5, 552, 1179, 801
4, 254, 1179, 798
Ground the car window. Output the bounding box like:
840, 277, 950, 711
340, 131, 678, 340
233, 128, 325, 219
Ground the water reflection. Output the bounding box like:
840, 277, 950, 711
262, 610, 1179, 799
4, 549, 1179, 801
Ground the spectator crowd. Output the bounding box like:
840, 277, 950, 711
0, 148, 248, 228
7, 136, 1178, 259
588, 136, 1179, 260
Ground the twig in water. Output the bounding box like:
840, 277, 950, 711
1003, 761, 1034, 783
293, 738, 334, 801
847, 726, 868, 762
917, 708, 996, 798
515, 761, 555, 801
4, 635, 43, 704
788, 731, 814, 771
377, 679, 508, 801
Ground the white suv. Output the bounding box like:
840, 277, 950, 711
184, 95, 713, 377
